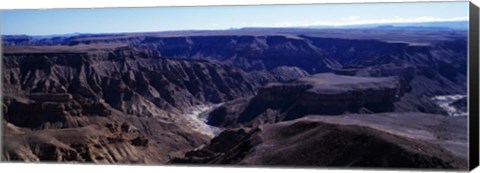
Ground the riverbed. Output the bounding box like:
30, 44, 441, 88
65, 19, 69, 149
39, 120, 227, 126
182, 104, 224, 137
431, 95, 467, 116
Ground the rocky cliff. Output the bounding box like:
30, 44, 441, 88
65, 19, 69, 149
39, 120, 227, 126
2, 45, 308, 162
208, 73, 409, 127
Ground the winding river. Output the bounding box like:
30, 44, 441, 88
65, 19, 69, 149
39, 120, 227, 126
183, 104, 224, 137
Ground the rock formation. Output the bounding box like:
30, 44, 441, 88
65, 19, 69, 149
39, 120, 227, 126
208, 73, 405, 127
1, 45, 258, 163
173, 113, 468, 169
1, 28, 468, 169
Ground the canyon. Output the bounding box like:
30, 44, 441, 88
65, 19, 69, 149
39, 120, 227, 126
1, 28, 468, 169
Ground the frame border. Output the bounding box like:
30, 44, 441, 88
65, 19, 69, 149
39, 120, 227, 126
469, 1, 479, 171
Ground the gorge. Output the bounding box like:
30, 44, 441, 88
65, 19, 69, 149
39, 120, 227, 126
1, 28, 469, 169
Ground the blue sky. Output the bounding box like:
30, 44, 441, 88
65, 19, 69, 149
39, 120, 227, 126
0, 1, 469, 35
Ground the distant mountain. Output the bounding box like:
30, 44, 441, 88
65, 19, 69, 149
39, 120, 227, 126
308, 21, 468, 30
29, 32, 85, 39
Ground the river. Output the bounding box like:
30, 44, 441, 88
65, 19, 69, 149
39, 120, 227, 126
431, 95, 467, 116
182, 104, 224, 138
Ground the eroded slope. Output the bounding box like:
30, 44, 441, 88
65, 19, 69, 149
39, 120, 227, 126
172, 113, 467, 169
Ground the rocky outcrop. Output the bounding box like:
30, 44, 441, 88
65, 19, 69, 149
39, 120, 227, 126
2, 115, 210, 163
208, 73, 403, 127
172, 113, 468, 169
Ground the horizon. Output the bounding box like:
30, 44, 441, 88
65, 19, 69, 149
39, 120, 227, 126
0, 20, 470, 37
1, 1, 469, 35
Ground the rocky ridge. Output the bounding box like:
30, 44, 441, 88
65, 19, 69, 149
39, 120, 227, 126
172, 113, 468, 169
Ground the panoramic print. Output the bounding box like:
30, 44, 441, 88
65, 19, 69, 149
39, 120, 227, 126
1, 1, 470, 170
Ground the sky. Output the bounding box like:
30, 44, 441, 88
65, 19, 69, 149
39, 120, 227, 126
0, 1, 469, 35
